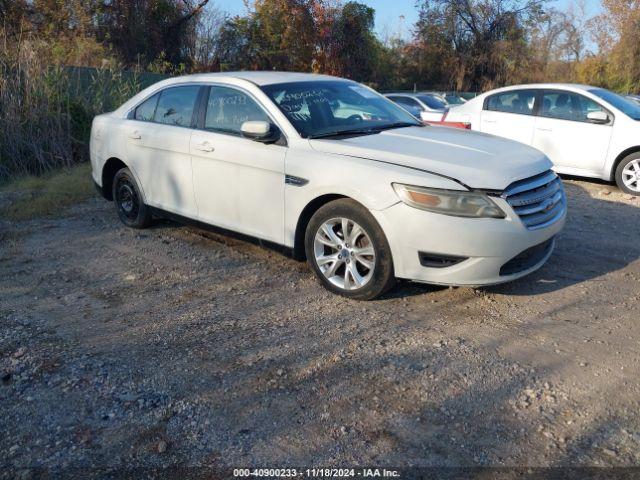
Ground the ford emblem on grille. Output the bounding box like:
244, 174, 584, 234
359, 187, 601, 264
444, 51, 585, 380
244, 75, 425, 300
502, 170, 566, 230
541, 198, 555, 212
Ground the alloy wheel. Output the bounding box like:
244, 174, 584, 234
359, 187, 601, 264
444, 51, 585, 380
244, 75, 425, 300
621, 159, 640, 192
313, 217, 376, 290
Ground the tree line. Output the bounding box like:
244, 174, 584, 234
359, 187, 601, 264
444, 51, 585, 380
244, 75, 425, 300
1, 0, 638, 179
1, 0, 639, 92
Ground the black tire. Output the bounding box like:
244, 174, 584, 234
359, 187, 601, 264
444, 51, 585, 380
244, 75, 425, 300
615, 152, 640, 196
304, 199, 395, 300
112, 167, 152, 228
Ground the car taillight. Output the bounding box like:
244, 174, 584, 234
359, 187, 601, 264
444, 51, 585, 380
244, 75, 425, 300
425, 121, 471, 130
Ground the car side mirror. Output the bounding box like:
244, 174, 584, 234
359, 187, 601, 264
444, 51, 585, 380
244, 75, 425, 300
587, 111, 611, 124
241, 121, 279, 142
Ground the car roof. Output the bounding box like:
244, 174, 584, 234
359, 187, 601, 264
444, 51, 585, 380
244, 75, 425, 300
482, 83, 600, 95
112, 71, 354, 118
385, 92, 432, 96
169, 71, 346, 86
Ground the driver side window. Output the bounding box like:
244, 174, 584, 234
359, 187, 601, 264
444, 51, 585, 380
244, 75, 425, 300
539, 91, 607, 123
205, 86, 269, 135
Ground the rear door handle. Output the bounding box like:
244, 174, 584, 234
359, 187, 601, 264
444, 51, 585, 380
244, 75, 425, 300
536, 127, 553, 132
194, 142, 215, 152
483, 119, 497, 124
129, 131, 141, 140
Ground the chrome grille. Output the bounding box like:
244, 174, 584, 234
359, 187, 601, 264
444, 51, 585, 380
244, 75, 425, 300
502, 170, 566, 230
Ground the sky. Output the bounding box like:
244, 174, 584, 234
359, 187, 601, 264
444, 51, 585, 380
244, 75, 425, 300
217, 0, 420, 39
216, 0, 604, 41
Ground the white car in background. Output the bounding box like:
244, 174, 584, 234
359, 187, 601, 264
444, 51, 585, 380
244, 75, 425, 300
445, 84, 640, 194
384, 92, 448, 122
91, 72, 565, 300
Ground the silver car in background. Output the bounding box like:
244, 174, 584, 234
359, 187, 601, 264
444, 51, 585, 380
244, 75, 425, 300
626, 94, 640, 106
437, 92, 469, 105
384, 92, 448, 122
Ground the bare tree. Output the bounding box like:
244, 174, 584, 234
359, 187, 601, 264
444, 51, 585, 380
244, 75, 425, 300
190, 2, 225, 71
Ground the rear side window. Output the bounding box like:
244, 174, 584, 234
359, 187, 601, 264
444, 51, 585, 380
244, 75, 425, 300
134, 93, 159, 121
417, 95, 447, 110
388, 96, 422, 117
485, 90, 537, 115
153, 86, 200, 127
204, 86, 269, 135
391, 96, 421, 108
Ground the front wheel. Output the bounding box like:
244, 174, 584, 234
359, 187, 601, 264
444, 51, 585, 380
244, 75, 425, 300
112, 167, 152, 228
615, 152, 640, 195
304, 199, 395, 300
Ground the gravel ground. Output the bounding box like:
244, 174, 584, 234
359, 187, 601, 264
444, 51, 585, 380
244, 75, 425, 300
1, 178, 639, 477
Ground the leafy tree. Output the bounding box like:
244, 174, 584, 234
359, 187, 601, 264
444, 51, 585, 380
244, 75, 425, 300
95, 0, 210, 71
331, 2, 377, 81
215, 0, 382, 80
589, 0, 640, 92
254, 0, 316, 71
217, 0, 317, 71
415, 0, 546, 90
217, 16, 259, 70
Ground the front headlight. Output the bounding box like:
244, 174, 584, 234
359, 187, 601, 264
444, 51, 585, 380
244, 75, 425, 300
392, 183, 506, 218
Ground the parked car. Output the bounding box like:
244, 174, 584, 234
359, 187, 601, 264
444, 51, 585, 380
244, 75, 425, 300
384, 92, 448, 122
441, 93, 468, 105
91, 72, 565, 300
429, 92, 469, 105
385, 92, 471, 128
422, 92, 450, 105
626, 94, 640, 106
444, 83, 640, 195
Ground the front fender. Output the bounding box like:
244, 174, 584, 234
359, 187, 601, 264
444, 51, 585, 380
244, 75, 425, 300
283, 149, 465, 247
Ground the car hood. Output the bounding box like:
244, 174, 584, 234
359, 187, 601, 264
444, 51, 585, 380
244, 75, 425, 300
309, 126, 551, 191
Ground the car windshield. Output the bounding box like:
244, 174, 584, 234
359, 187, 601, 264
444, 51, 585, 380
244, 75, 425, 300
417, 94, 447, 110
260, 81, 421, 138
589, 88, 640, 120
444, 95, 466, 105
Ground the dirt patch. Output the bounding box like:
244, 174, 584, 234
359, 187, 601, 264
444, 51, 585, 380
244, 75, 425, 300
0, 179, 639, 475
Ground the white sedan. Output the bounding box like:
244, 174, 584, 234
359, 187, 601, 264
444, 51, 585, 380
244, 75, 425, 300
445, 83, 640, 195
90, 72, 565, 300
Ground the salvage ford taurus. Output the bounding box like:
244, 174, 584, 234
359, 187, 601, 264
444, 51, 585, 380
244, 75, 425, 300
90, 72, 566, 300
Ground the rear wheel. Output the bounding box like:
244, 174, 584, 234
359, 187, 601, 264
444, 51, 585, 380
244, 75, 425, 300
112, 168, 152, 228
305, 199, 395, 300
615, 152, 640, 195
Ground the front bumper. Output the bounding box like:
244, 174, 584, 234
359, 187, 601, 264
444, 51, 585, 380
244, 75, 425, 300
371, 197, 566, 286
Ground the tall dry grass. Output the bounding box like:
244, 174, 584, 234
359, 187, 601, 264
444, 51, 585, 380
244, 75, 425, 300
0, 33, 149, 182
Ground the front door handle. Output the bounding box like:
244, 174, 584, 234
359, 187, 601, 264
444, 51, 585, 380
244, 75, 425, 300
129, 131, 141, 140
194, 142, 215, 152
536, 127, 553, 132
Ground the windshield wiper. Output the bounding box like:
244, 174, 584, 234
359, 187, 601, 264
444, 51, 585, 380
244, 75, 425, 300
307, 128, 382, 139
307, 122, 420, 139
372, 122, 421, 131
